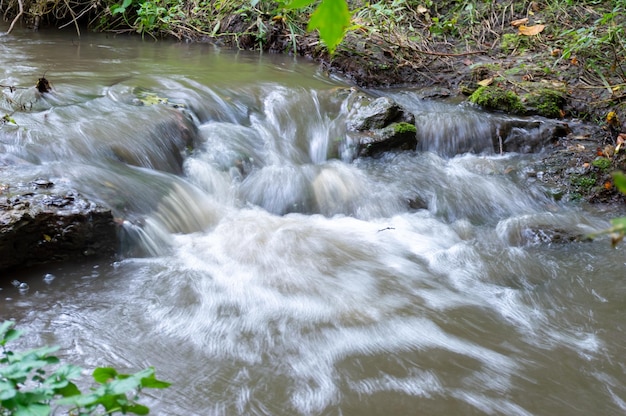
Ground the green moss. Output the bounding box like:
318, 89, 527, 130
571, 174, 596, 189
500, 33, 533, 53
392, 122, 417, 134
523, 88, 566, 118
469, 86, 525, 115
592, 156, 612, 170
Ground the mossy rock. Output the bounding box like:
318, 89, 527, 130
522, 88, 566, 118
469, 86, 525, 115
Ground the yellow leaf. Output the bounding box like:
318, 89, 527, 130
511, 18, 529, 27
518, 24, 545, 36
477, 78, 493, 87
43, 234, 52, 242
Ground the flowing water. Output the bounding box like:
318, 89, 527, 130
1, 25, 626, 416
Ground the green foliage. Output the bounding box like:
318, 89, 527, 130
555, 1, 626, 80
281, 0, 350, 54
571, 174, 597, 189
0, 321, 169, 416
592, 156, 612, 170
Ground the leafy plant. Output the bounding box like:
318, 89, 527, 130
0, 321, 170, 416
280, 0, 351, 54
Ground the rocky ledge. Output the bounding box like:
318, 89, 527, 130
0, 180, 117, 273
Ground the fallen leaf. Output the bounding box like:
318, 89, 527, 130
606, 111, 620, 127
604, 145, 615, 158
570, 56, 578, 66
605, 181, 613, 190
477, 77, 493, 87
551, 48, 561, 56
511, 18, 529, 27
518, 24, 545, 36
417, 5, 428, 14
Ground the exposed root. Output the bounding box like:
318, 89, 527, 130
6, 0, 22, 34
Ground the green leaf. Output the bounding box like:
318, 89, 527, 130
54, 380, 82, 398
140, 368, 171, 389
127, 403, 151, 415
56, 392, 101, 407
612, 171, 626, 194
307, 0, 350, 54
93, 367, 118, 383
0, 380, 17, 400
14, 403, 50, 416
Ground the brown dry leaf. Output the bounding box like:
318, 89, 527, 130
477, 77, 493, 87
511, 18, 529, 27
518, 24, 545, 36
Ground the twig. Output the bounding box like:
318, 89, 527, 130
6, 0, 23, 35
413, 49, 486, 57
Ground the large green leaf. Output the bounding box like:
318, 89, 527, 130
307, 0, 351, 54
0, 380, 17, 400
13, 402, 50, 416
93, 367, 118, 383
140, 368, 171, 389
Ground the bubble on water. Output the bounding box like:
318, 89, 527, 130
11, 280, 20, 287
18, 282, 29, 293
43, 273, 56, 284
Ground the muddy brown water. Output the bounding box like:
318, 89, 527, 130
1, 25, 626, 416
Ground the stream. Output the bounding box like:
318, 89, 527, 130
1, 25, 626, 416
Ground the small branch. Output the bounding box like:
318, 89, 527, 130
6, 0, 24, 35
407, 48, 486, 57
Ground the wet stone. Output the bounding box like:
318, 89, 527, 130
0, 181, 117, 273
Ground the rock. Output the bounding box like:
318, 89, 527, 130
346, 96, 418, 158
469, 86, 526, 115
356, 122, 418, 157
499, 120, 571, 153
0, 182, 117, 272
347, 96, 415, 131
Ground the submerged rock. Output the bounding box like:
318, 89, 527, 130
0, 181, 116, 272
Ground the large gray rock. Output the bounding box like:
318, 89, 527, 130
347, 96, 415, 131
346, 96, 418, 158
0, 181, 116, 272
356, 122, 418, 157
